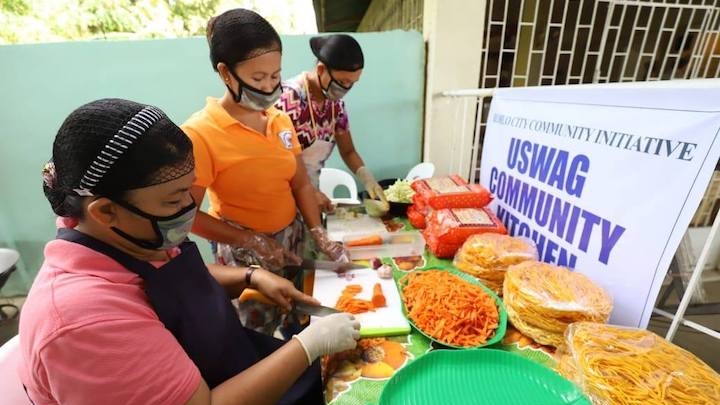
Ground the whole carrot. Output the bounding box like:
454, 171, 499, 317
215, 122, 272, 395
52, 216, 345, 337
346, 234, 384, 247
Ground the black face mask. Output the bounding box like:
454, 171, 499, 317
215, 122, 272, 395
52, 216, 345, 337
110, 199, 197, 250
320, 70, 352, 100
227, 69, 282, 111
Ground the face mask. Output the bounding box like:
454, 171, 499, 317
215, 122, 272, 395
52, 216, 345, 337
111, 199, 197, 250
228, 70, 281, 111
321, 70, 351, 100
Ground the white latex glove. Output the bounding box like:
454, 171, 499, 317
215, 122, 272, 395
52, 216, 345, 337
355, 166, 387, 203
293, 313, 361, 365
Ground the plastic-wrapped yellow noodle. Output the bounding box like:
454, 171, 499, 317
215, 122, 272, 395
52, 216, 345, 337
503, 261, 612, 346
558, 322, 720, 405
453, 233, 538, 293
504, 305, 566, 347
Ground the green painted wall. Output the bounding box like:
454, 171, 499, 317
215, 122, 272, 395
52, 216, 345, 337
0, 31, 424, 294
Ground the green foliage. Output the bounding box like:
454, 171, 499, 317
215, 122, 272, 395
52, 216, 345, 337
0, 0, 317, 44
1, 0, 31, 15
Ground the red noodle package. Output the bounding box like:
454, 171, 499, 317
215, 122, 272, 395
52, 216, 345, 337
411, 175, 492, 210
422, 207, 507, 258
407, 205, 427, 229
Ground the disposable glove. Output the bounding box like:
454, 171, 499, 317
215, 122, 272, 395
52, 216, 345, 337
356, 166, 387, 203
310, 226, 350, 262
231, 231, 301, 272
293, 313, 360, 365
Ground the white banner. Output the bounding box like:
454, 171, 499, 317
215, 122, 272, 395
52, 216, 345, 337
480, 83, 720, 327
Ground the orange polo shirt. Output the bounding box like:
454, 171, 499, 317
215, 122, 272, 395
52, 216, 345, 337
182, 98, 302, 234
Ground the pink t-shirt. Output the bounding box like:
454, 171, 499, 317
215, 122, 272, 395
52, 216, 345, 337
18, 237, 201, 405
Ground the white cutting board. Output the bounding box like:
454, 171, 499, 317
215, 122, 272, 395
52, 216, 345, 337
326, 214, 387, 241
312, 268, 411, 337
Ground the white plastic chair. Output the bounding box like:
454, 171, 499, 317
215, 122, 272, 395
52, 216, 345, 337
0, 248, 20, 322
406, 162, 436, 180
319, 168, 361, 205
0, 335, 33, 405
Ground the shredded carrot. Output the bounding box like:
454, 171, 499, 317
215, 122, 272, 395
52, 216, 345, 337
399, 269, 500, 347
372, 283, 387, 308
346, 234, 384, 247
335, 284, 375, 314
358, 338, 386, 350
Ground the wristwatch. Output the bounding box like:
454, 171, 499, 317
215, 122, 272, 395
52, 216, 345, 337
245, 265, 260, 286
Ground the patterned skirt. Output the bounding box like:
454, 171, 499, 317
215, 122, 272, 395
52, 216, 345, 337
215, 216, 305, 336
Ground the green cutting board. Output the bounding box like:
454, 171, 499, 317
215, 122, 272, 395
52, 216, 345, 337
312, 268, 411, 338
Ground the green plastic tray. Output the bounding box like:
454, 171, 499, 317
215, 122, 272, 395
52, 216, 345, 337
379, 349, 591, 405
398, 267, 507, 348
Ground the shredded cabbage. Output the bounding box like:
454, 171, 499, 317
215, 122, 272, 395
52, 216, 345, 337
384, 179, 415, 203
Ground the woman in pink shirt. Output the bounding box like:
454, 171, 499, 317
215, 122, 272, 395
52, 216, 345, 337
18, 98, 359, 405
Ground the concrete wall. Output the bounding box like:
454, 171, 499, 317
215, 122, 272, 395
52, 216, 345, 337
0, 31, 425, 294
422, 0, 486, 177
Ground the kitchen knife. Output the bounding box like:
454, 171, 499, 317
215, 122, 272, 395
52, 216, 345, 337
301, 258, 366, 272
293, 301, 341, 317
238, 289, 341, 317
334, 201, 365, 208
282, 259, 365, 279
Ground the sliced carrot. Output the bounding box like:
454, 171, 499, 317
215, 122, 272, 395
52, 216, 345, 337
399, 269, 499, 347
335, 284, 375, 314
372, 283, 387, 308
346, 234, 384, 247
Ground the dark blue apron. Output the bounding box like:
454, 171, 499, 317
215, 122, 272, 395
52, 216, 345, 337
56, 228, 323, 404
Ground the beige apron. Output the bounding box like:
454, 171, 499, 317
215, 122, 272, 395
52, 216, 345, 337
302, 139, 335, 189
301, 74, 338, 189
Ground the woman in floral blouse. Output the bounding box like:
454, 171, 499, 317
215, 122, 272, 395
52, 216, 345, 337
277, 34, 387, 212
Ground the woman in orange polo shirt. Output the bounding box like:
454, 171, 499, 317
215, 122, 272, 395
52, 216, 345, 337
182, 9, 347, 335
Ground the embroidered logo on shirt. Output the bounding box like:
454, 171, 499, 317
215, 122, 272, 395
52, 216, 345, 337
278, 130, 293, 149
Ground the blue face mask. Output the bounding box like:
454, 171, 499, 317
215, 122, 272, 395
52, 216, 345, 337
227, 70, 282, 111
111, 199, 197, 250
